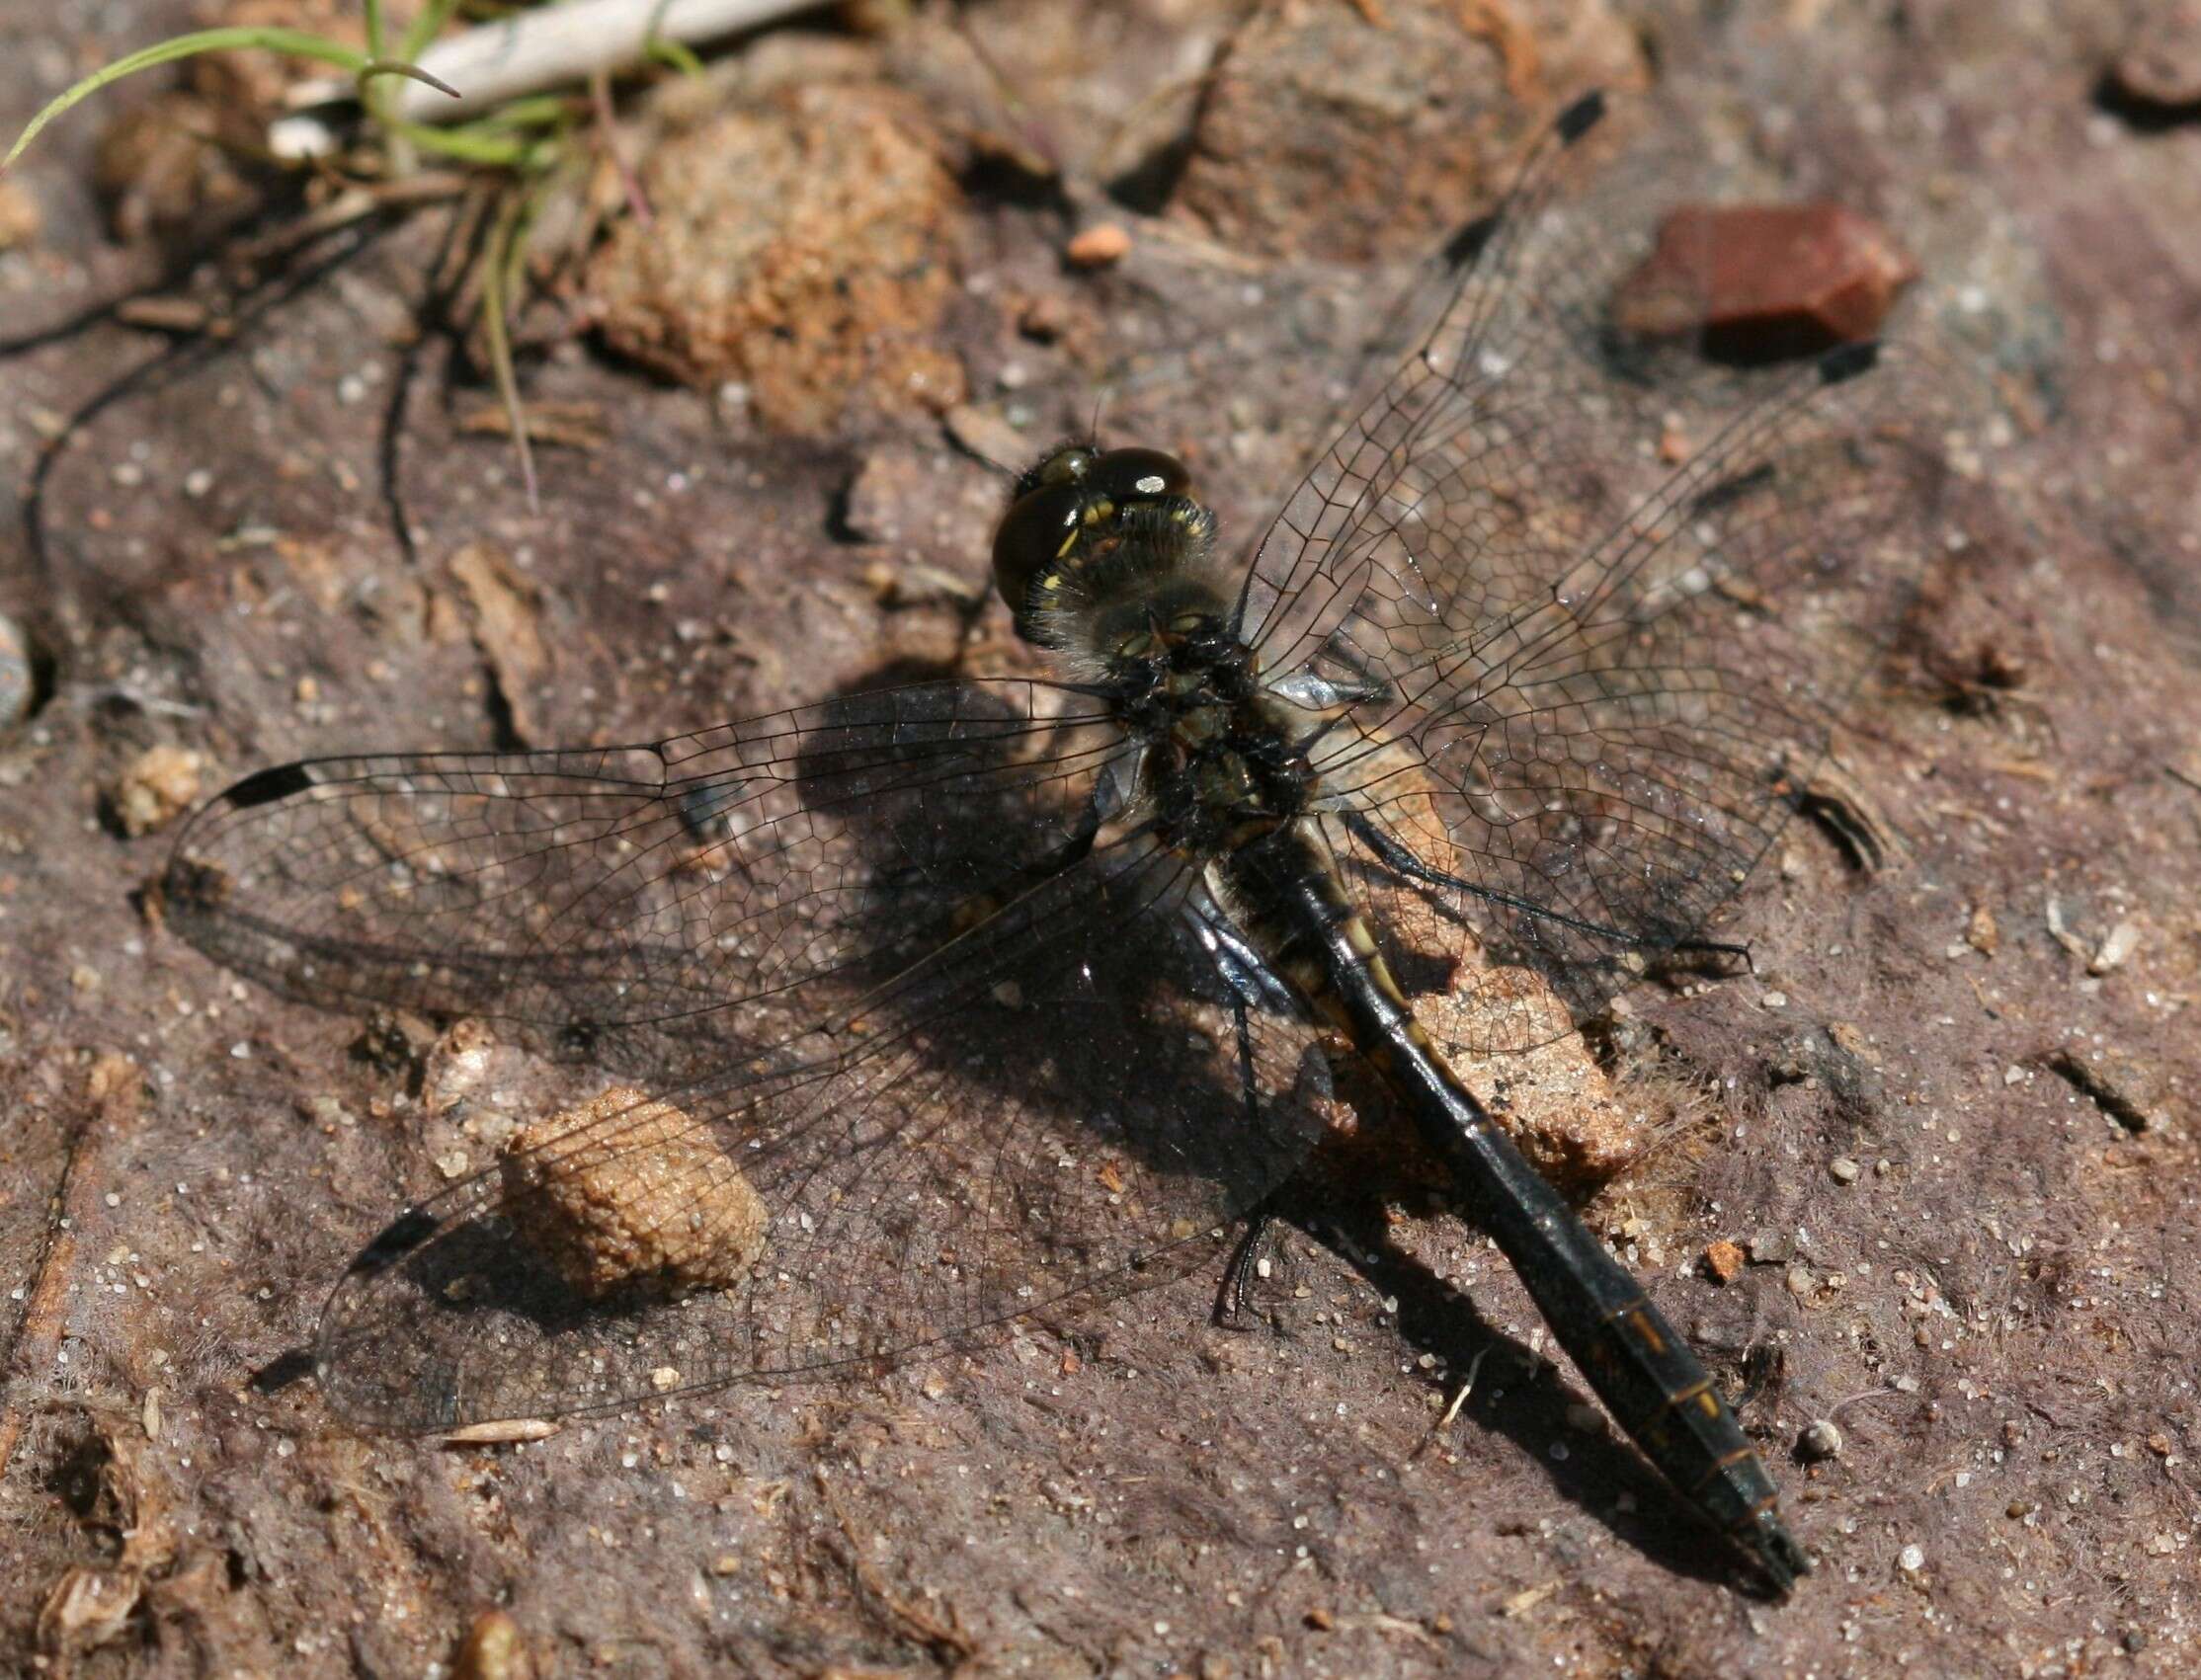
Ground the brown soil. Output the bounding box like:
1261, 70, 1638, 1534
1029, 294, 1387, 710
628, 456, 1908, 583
3, 1, 2197, 1675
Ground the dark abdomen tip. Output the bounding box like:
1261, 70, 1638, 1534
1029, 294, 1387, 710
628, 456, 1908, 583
350, 1207, 439, 1277
1558, 90, 1607, 143
220, 761, 316, 810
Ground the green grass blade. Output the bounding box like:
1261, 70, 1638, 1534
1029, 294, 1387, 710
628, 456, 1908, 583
643, 36, 705, 78
385, 119, 529, 166
359, 59, 461, 101
481, 190, 539, 513
2, 27, 378, 171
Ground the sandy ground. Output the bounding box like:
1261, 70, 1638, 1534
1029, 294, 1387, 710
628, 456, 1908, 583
2, 1, 2198, 1675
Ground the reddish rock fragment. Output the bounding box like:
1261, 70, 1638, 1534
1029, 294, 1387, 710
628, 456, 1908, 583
1612, 202, 1918, 364
1703, 1240, 1746, 1284
1064, 222, 1131, 270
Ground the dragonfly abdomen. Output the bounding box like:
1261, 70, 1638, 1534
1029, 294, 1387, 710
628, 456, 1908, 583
1240, 828, 1812, 1593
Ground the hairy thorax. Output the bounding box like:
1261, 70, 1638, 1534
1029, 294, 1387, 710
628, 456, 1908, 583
1106, 606, 1315, 866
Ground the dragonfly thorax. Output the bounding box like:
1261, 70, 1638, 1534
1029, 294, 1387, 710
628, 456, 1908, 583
1110, 616, 1314, 861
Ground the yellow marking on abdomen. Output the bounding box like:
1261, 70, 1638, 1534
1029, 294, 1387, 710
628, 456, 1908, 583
1662, 1377, 1713, 1414
1621, 1308, 1668, 1357
1692, 1444, 1762, 1493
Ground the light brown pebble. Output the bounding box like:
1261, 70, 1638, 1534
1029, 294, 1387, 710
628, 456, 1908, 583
1065, 222, 1132, 269
454, 1609, 534, 1680
2108, 9, 2201, 112
111, 745, 205, 836
1703, 1240, 1746, 1284
1830, 1156, 1862, 1184
0, 180, 40, 251
2088, 919, 2141, 975
1965, 904, 1999, 955
438, 1418, 562, 1445
502, 1085, 768, 1296
1798, 1418, 1843, 1461
0, 611, 36, 726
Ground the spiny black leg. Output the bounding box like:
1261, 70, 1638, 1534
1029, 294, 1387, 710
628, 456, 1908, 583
1215, 1196, 1284, 1329
1343, 807, 1480, 894
1342, 808, 1740, 966
1664, 933, 1754, 973
1213, 992, 1286, 1330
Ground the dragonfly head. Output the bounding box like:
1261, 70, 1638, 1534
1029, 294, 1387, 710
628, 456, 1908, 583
992, 442, 1192, 647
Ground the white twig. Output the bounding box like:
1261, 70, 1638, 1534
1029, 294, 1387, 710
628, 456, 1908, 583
289, 0, 827, 125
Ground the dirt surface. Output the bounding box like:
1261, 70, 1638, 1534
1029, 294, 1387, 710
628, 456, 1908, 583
4, 1, 2200, 1676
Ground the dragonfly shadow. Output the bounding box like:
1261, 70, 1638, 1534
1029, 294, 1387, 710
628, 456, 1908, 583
779, 665, 1328, 1211
1284, 1194, 1754, 1593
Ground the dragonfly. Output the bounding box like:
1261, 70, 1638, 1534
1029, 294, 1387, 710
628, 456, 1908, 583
160, 90, 1978, 1593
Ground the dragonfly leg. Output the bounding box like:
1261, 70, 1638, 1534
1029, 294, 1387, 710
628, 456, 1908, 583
1213, 1193, 1284, 1329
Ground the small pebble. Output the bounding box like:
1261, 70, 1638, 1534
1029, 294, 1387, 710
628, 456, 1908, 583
1703, 1240, 1746, 1284
2107, 10, 2201, 115
110, 744, 205, 836
1829, 1156, 1861, 1184
1965, 904, 1999, 954
438, 1418, 559, 1444
0, 179, 41, 251
1759, 990, 1788, 1009
1798, 1418, 1843, 1461
1785, 1264, 1815, 1298
2088, 919, 2140, 975
454, 1609, 533, 1680
1065, 222, 1131, 269
1748, 1231, 1795, 1265
1897, 1543, 1925, 1575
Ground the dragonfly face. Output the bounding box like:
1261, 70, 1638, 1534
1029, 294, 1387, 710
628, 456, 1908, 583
157, 88, 1994, 1596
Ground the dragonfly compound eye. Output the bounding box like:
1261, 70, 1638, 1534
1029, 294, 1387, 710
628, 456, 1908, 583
1088, 447, 1189, 503
992, 480, 1087, 640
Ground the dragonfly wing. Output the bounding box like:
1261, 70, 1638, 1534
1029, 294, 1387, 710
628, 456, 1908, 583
1239, 96, 1992, 1050
311, 841, 1339, 1429
162, 680, 1126, 1080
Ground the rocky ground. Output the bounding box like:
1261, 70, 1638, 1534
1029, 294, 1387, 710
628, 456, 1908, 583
2, 0, 2198, 1675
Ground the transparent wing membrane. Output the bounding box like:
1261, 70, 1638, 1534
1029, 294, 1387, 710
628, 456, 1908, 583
311, 848, 1333, 1428
1242, 95, 1979, 1050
